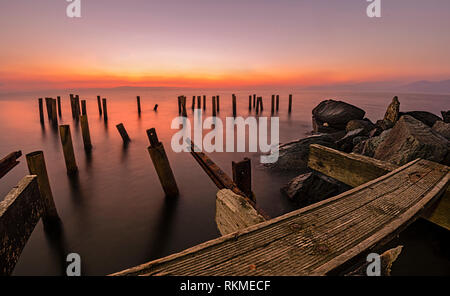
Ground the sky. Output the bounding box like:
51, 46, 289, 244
1, 0, 450, 91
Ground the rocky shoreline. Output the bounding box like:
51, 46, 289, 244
267, 97, 450, 207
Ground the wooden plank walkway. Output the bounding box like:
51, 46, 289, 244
113, 159, 449, 276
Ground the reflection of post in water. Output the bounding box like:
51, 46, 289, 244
44, 225, 73, 276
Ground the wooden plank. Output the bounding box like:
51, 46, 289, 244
0, 176, 43, 275
0, 151, 22, 179
308, 144, 450, 231
112, 159, 449, 276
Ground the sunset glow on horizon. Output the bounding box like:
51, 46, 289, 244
1, 0, 450, 91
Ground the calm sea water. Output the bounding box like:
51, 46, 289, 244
0, 89, 449, 275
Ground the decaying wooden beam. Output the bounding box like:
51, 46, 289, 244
308, 144, 450, 231
0, 176, 43, 275
0, 151, 22, 179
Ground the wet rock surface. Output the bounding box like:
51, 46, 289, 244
442, 110, 450, 123
312, 100, 365, 132
432, 120, 450, 140
400, 111, 442, 127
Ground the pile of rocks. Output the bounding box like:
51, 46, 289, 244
270, 96, 449, 207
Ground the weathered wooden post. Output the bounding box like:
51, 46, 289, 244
256, 97, 260, 114
253, 94, 256, 108
154, 104, 158, 111
70, 94, 76, 118
271, 95, 275, 115
146, 128, 179, 198
197, 96, 201, 109
181, 96, 187, 117
116, 123, 131, 143
289, 94, 292, 113
102, 98, 108, 121
232, 158, 254, 202
276, 95, 279, 112
191, 95, 195, 110
81, 100, 87, 116
80, 115, 92, 150
38, 98, 44, 124
59, 125, 78, 174
51, 98, 58, 125
259, 97, 264, 111
137, 96, 141, 114
217, 95, 220, 112
177, 96, 181, 114
212, 96, 217, 117
203, 95, 206, 111
249, 95, 252, 110
45, 97, 52, 120
57, 96, 62, 117
232, 94, 237, 118
97, 96, 102, 115
26, 151, 60, 225
74, 95, 81, 118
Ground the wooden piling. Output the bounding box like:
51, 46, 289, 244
25, 151, 60, 225
57, 96, 62, 117
154, 104, 158, 111
51, 98, 58, 125
203, 95, 206, 111
249, 95, 252, 110
271, 95, 275, 115
116, 123, 131, 143
253, 94, 256, 108
288, 94, 292, 113
102, 98, 108, 120
80, 115, 92, 150
212, 96, 217, 117
70, 94, 76, 118
38, 98, 44, 123
181, 96, 187, 117
74, 95, 81, 118
59, 125, 78, 174
232, 158, 254, 202
177, 96, 181, 114
97, 96, 103, 115
137, 96, 141, 114
259, 97, 264, 111
217, 95, 220, 112
232, 94, 237, 118
146, 128, 179, 198
191, 96, 195, 110
81, 100, 87, 116
276, 95, 279, 111
197, 96, 201, 110
45, 98, 52, 120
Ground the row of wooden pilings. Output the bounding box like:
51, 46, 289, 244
177, 94, 293, 117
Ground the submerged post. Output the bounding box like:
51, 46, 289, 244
51, 98, 58, 125
203, 95, 206, 111
259, 97, 264, 111
232, 158, 254, 202
177, 96, 181, 114
97, 96, 102, 115
38, 98, 44, 123
137, 96, 141, 114
102, 98, 108, 121
80, 115, 92, 150
116, 123, 131, 143
289, 94, 292, 113
59, 125, 78, 174
57, 96, 62, 117
197, 96, 201, 110
271, 95, 275, 115
146, 128, 179, 198
217, 95, 220, 112
253, 94, 256, 108
181, 96, 187, 117
45, 98, 52, 120
191, 96, 195, 110
276, 95, 279, 111
74, 95, 81, 119
249, 95, 252, 110
232, 94, 237, 118
70, 94, 76, 118
25, 151, 60, 226
212, 96, 217, 117
81, 100, 87, 116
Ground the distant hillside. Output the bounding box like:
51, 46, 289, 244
398, 80, 450, 94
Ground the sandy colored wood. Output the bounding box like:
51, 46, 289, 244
80, 115, 92, 150
0, 151, 22, 179
112, 159, 448, 276
59, 125, 78, 174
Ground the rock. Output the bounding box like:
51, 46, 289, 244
384, 96, 400, 124
312, 117, 342, 133
442, 111, 450, 123
336, 128, 366, 153
281, 172, 351, 207
400, 111, 442, 127
312, 100, 365, 132
369, 127, 383, 137
264, 134, 338, 172
346, 119, 375, 134
352, 129, 392, 157
373, 115, 449, 166
375, 119, 394, 131
353, 136, 369, 146
432, 121, 450, 140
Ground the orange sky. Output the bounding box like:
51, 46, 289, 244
1, 0, 450, 91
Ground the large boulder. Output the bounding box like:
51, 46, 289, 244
373, 115, 449, 166
442, 111, 450, 123
384, 96, 400, 124
353, 129, 392, 157
400, 111, 442, 127
264, 134, 338, 172
336, 128, 366, 153
312, 100, 365, 132
432, 121, 450, 140
281, 172, 351, 207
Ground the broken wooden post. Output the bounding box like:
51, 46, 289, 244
74, 95, 81, 118
271, 95, 275, 115
249, 95, 252, 111
232, 158, 254, 201
59, 125, 78, 174
70, 94, 76, 118
212, 96, 217, 117
197, 96, 201, 110
177, 96, 181, 114
154, 104, 158, 111
259, 97, 264, 111
253, 94, 256, 108
232, 94, 237, 117
146, 128, 179, 198
25, 151, 60, 225
217, 95, 220, 112
102, 98, 108, 121
80, 115, 92, 150
38, 98, 44, 124
191, 96, 195, 110
288, 94, 292, 113
137, 96, 141, 114
45, 98, 52, 120
51, 98, 58, 125
81, 99, 87, 116
276, 95, 279, 111
203, 95, 206, 111
57, 96, 62, 117
181, 96, 187, 117
97, 96, 102, 115
0, 151, 22, 179
116, 123, 131, 143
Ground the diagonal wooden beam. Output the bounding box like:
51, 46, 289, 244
0, 151, 22, 179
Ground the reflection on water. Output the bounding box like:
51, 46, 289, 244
0, 89, 449, 275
